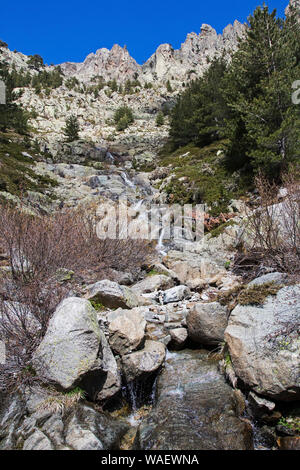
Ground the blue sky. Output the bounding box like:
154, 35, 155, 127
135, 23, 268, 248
0, 1, 289, 65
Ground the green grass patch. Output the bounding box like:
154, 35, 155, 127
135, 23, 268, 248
0, 132, 58, 197
209, 219, 237, 239
158, 140, 253, 216
89, 299, 106, 311
218, 281, 282, 307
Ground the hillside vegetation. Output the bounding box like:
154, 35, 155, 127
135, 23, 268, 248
161, 5, 300, 210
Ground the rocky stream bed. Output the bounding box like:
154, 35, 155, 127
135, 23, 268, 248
0, 160, 299, 451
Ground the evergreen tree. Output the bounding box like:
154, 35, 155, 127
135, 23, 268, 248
223, 5, 300, 177
0, 61, 29, 134
169, 57, 228, 147
114, 106, 134, 131
166, 80, 173, 92
64, 115, 80, 142
156, 111, 164, 127
27, 54, 44, 70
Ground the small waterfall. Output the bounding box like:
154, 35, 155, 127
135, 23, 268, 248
121, 172, 135, 189
133, 199, 144, 212
122, 373, 159, 428
106, 152, 115, 164
166, 382, 184, 399
243, 401, 275, 450
126, 382, 138, 412
157, 227, 167, 256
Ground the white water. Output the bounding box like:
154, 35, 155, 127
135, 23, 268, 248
106, 152, 115, 164
121, 171, 135, 188
157, 227, 167, 256
133, 199, 145, 212
166, 383, 185, 399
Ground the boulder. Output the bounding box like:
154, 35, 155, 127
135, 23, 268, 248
64, 404, 129, 450
247, 392, 279, 422
164, 250, 228, 289
83, 330, 121, 402
225, 285, 300, 401
131, 274, 175, 294
87, 175, 100, 189
277, 437, 300, 450
121, 340, 166, 382
107, 307, 146, 355
169, 328, 188, 350
1, 390, 129, 450
0, 393, 26, 450
148, 262, 178, 279
134, 350, 253, 450
23, 430, 54, 450
85, 279, 145, 309
110, 270, 135, 286
248, 272, 288, 287
163, 285, 191, 304
33, 298, 120, 400
248, 392, 276, 413
187, 302, 228, 346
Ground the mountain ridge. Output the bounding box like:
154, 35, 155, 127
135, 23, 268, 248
59, 20, 245, 83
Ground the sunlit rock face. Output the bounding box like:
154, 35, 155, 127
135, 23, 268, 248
59, 20, 245, 84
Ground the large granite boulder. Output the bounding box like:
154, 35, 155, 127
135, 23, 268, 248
134, 350, 253, 450
85, 279, 146, 309
33, 298, 120, 400
121, 340, 166, 383
187, 302, 228, 346
131, 275, 175, 295
107, 307, 146, 355
163, 285, 191, 304
163, 250, 228, 289
225, 284, 300, 401
0, 388, 128, 450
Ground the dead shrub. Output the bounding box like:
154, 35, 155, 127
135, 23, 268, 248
0, 202, 154, 392
233, 172, 300, 277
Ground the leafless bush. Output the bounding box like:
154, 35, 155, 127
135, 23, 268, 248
234, 172, 300, 277
0, 203, 154, 391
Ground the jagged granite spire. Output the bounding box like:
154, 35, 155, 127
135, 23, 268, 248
59, 20, 245, 84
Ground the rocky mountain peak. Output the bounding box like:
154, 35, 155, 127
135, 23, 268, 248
58, 19, 245, 85
285, 0, 300, 19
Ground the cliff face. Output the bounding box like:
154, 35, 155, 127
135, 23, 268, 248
141, 21, 245, 83
59, 20, 245, 84
61, 44, 141, 82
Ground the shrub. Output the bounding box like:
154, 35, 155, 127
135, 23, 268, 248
114, 106, 134, 131
166, 80, 172, 93
234, 172, 300, 276
65, 77, 80, 90
27, 54, 44, 70
156, 111, 164, 127
63, 115, 80, 142
0, 203, 153, 391
218, 282, 282, 309
37, 388, 86, 414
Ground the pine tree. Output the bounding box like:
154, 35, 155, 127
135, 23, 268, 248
223, 5, 300, 177
156, 111, 164, 127
0, 62, 29, 134
114, 106, 134, 130
169, 57, 228, 148
166, 80, 173, 93
64, 115, 80, 142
